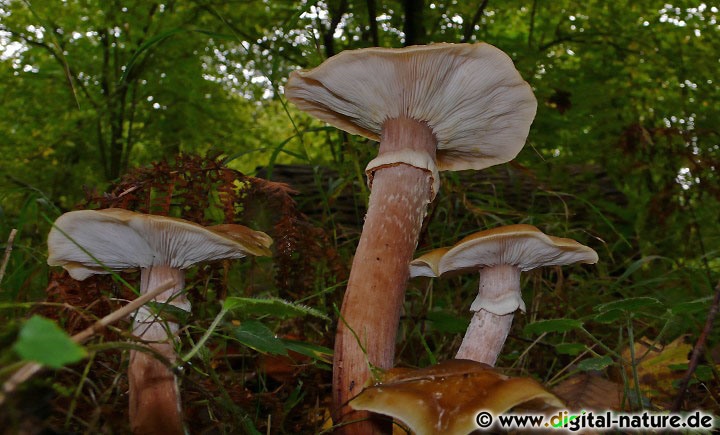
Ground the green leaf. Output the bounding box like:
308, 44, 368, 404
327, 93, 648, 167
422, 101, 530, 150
595, 297, 662, 313
120, 28, 188, 84
615, 256, 668, 283
425, 310, 469, 334
670, 297, 712, 315
283, 382, 305, 414
230, 320, 287, 356
577, 356, 614, 371
693, 365, 713, 381
281, 339, 333, 364
667, 363, 689, 371
593, 309, 625, 323
523, 318, 584, 335
146, 301, 191, 324
13, 315, 87, 368
223, 297, 328, 320
556, 343, 587, 356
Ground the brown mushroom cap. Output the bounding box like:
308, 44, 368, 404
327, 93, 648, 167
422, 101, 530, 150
285, 43, 537, 173
350, 359, 564, 435
409, 247, 449, 278
439, 224, 599, 275
47, 208, 272, 280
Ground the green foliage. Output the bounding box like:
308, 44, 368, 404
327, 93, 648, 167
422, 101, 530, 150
0, 0, 718, 432
577, 355, 614, 372
223, 296, 329, 321
524, 318, 584, 335
230, 319, 288, 356
12, 315, 86, 368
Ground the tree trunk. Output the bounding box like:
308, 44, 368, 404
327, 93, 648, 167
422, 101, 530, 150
402, 0, 426, 46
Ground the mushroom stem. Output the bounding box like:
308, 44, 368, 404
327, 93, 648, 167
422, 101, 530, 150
333, 117, 437, 433
456, 264, 521, 366
129, 265, 186, 435
456, 309, 514, 366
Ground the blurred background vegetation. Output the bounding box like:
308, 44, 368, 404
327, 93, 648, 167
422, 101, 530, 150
0, 0, 718, 433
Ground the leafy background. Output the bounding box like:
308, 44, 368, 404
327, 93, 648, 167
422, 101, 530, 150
0, 0, 718, 433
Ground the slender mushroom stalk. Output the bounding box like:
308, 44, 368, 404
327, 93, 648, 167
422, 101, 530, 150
47, 209, 272, 434
128, 266, 188, 435
457, 264, 522, 365
286, 43, 537, 432
438, 224, 598, 366
333, 117, 437, 430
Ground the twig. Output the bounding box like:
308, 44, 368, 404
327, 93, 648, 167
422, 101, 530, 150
0, 229, 18, 288
0, 279, 175, 405
670, 279, 720, 412
461, 0, 489, 43
71, 279, 175, 344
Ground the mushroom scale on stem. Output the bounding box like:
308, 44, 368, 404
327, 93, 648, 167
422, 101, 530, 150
47, 209, 272, 435
286, 43, 537, 433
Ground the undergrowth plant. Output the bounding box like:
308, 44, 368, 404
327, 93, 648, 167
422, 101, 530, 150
0, 0, 719, 433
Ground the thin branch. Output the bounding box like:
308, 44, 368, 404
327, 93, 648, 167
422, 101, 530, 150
538, 31, 636, 53
0, 229, 18, 288
199, 4, 308, 68
461, 0, 489, 43
0, 279, 175, 405
671, 280, 720, 412
366, 0, 379, 46
323, 0, 349, 58
0, 25, 99, 108
528, 0, 537, 47
402, 0, 426, 46
18, 0, 80, 109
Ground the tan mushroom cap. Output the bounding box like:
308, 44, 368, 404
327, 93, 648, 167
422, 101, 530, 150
350, 359, 564, 435
409, 247, 449, 278
439, 224, 599, 275
285, 43, 537, 173
47, 208, 273, 280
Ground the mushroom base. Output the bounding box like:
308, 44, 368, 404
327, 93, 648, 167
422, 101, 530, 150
129, 266, 187, 435
456, 309, 515, 366
129, 345, 184, 435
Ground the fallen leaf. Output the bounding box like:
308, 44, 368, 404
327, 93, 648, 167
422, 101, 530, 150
553, 373, 624, 411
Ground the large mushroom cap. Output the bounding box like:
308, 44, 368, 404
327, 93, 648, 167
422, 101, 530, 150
439, 224, 599, 275
285, 43, 537, 172
350, 359, 563, 435
47, 208, 273, 280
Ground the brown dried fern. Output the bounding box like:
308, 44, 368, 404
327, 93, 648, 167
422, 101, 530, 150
77, 152, 344, 301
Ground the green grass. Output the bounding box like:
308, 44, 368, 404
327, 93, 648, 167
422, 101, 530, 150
0, 150, 717, 433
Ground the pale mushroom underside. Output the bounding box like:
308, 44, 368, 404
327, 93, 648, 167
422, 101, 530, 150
47, 209, 272, 280
439, 224, 599, 275
286, 43, 537, 172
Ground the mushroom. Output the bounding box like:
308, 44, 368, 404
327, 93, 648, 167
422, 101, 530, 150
438, 224, 598, 366
47, 208, 272, 435
350, 359, 564, 435
285, 43, 536, 430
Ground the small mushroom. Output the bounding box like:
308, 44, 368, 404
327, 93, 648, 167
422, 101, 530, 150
286, 43, 536, 431
438, 224, 598, 366
350, 359, 563, 435
47, 208, 272, 435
